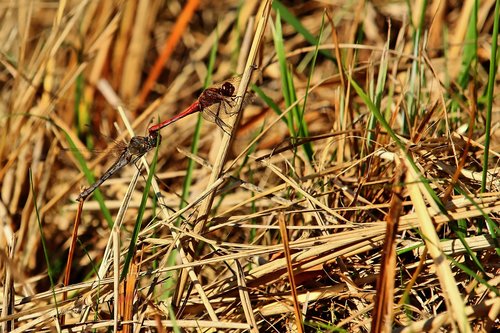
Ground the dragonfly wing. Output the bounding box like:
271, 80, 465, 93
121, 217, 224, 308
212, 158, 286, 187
201, 98, 235, 120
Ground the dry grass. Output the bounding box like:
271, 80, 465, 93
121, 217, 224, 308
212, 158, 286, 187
1, 1, 499, 332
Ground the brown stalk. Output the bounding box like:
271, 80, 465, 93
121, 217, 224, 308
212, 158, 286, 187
61, 197, 84, 326
118, 262, 138, 333
370, 159, 406, 333
278, 212, 304, 333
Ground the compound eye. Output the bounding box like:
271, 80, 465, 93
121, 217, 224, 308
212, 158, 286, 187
221, 82, 235, 96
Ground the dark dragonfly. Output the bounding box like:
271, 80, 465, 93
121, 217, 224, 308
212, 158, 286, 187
77, 132, 160, 201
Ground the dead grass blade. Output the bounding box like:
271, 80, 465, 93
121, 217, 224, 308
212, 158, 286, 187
235, 260, 259, 333
395, 297, 499, 333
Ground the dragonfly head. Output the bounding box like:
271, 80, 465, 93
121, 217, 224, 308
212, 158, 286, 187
220, 82, 236, 97
147, 130, 161, 148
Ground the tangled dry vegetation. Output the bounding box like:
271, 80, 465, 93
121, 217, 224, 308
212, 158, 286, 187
0, 0, 499, 332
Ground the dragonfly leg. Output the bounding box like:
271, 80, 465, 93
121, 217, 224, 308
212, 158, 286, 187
221, 97, 241, 116
228, 92, 253, 115
215, 117, 232, 135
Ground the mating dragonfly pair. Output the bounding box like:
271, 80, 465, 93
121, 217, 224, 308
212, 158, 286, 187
77, 77, 247, 201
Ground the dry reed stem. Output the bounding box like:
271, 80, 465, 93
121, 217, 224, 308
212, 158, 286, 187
172, 0, 272, 315
404, 157, 472, 333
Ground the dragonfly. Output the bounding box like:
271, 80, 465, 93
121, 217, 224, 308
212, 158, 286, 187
76, 132, 160, 201
148, 77, 250, 135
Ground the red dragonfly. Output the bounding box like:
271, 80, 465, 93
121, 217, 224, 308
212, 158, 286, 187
76, 132, 160, 201
148, 77, 249, 134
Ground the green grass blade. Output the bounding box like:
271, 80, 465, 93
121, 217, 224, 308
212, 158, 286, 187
449, 218, 486, 274
273, 10, 314, 163
74, 70, 93, 148
448, 255, 498, 295
481, 0, 500, 192
298, 12, 328, 162
457, 0, 478, 90
454, 187, 500, 256
272, 0, 334, 61
272, 10, 294, 136
30, 169, 60, 318
366, 33, 390, 151
251, 85, 289, 128
273, 11, 300, 165
404, 0, 428, 135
